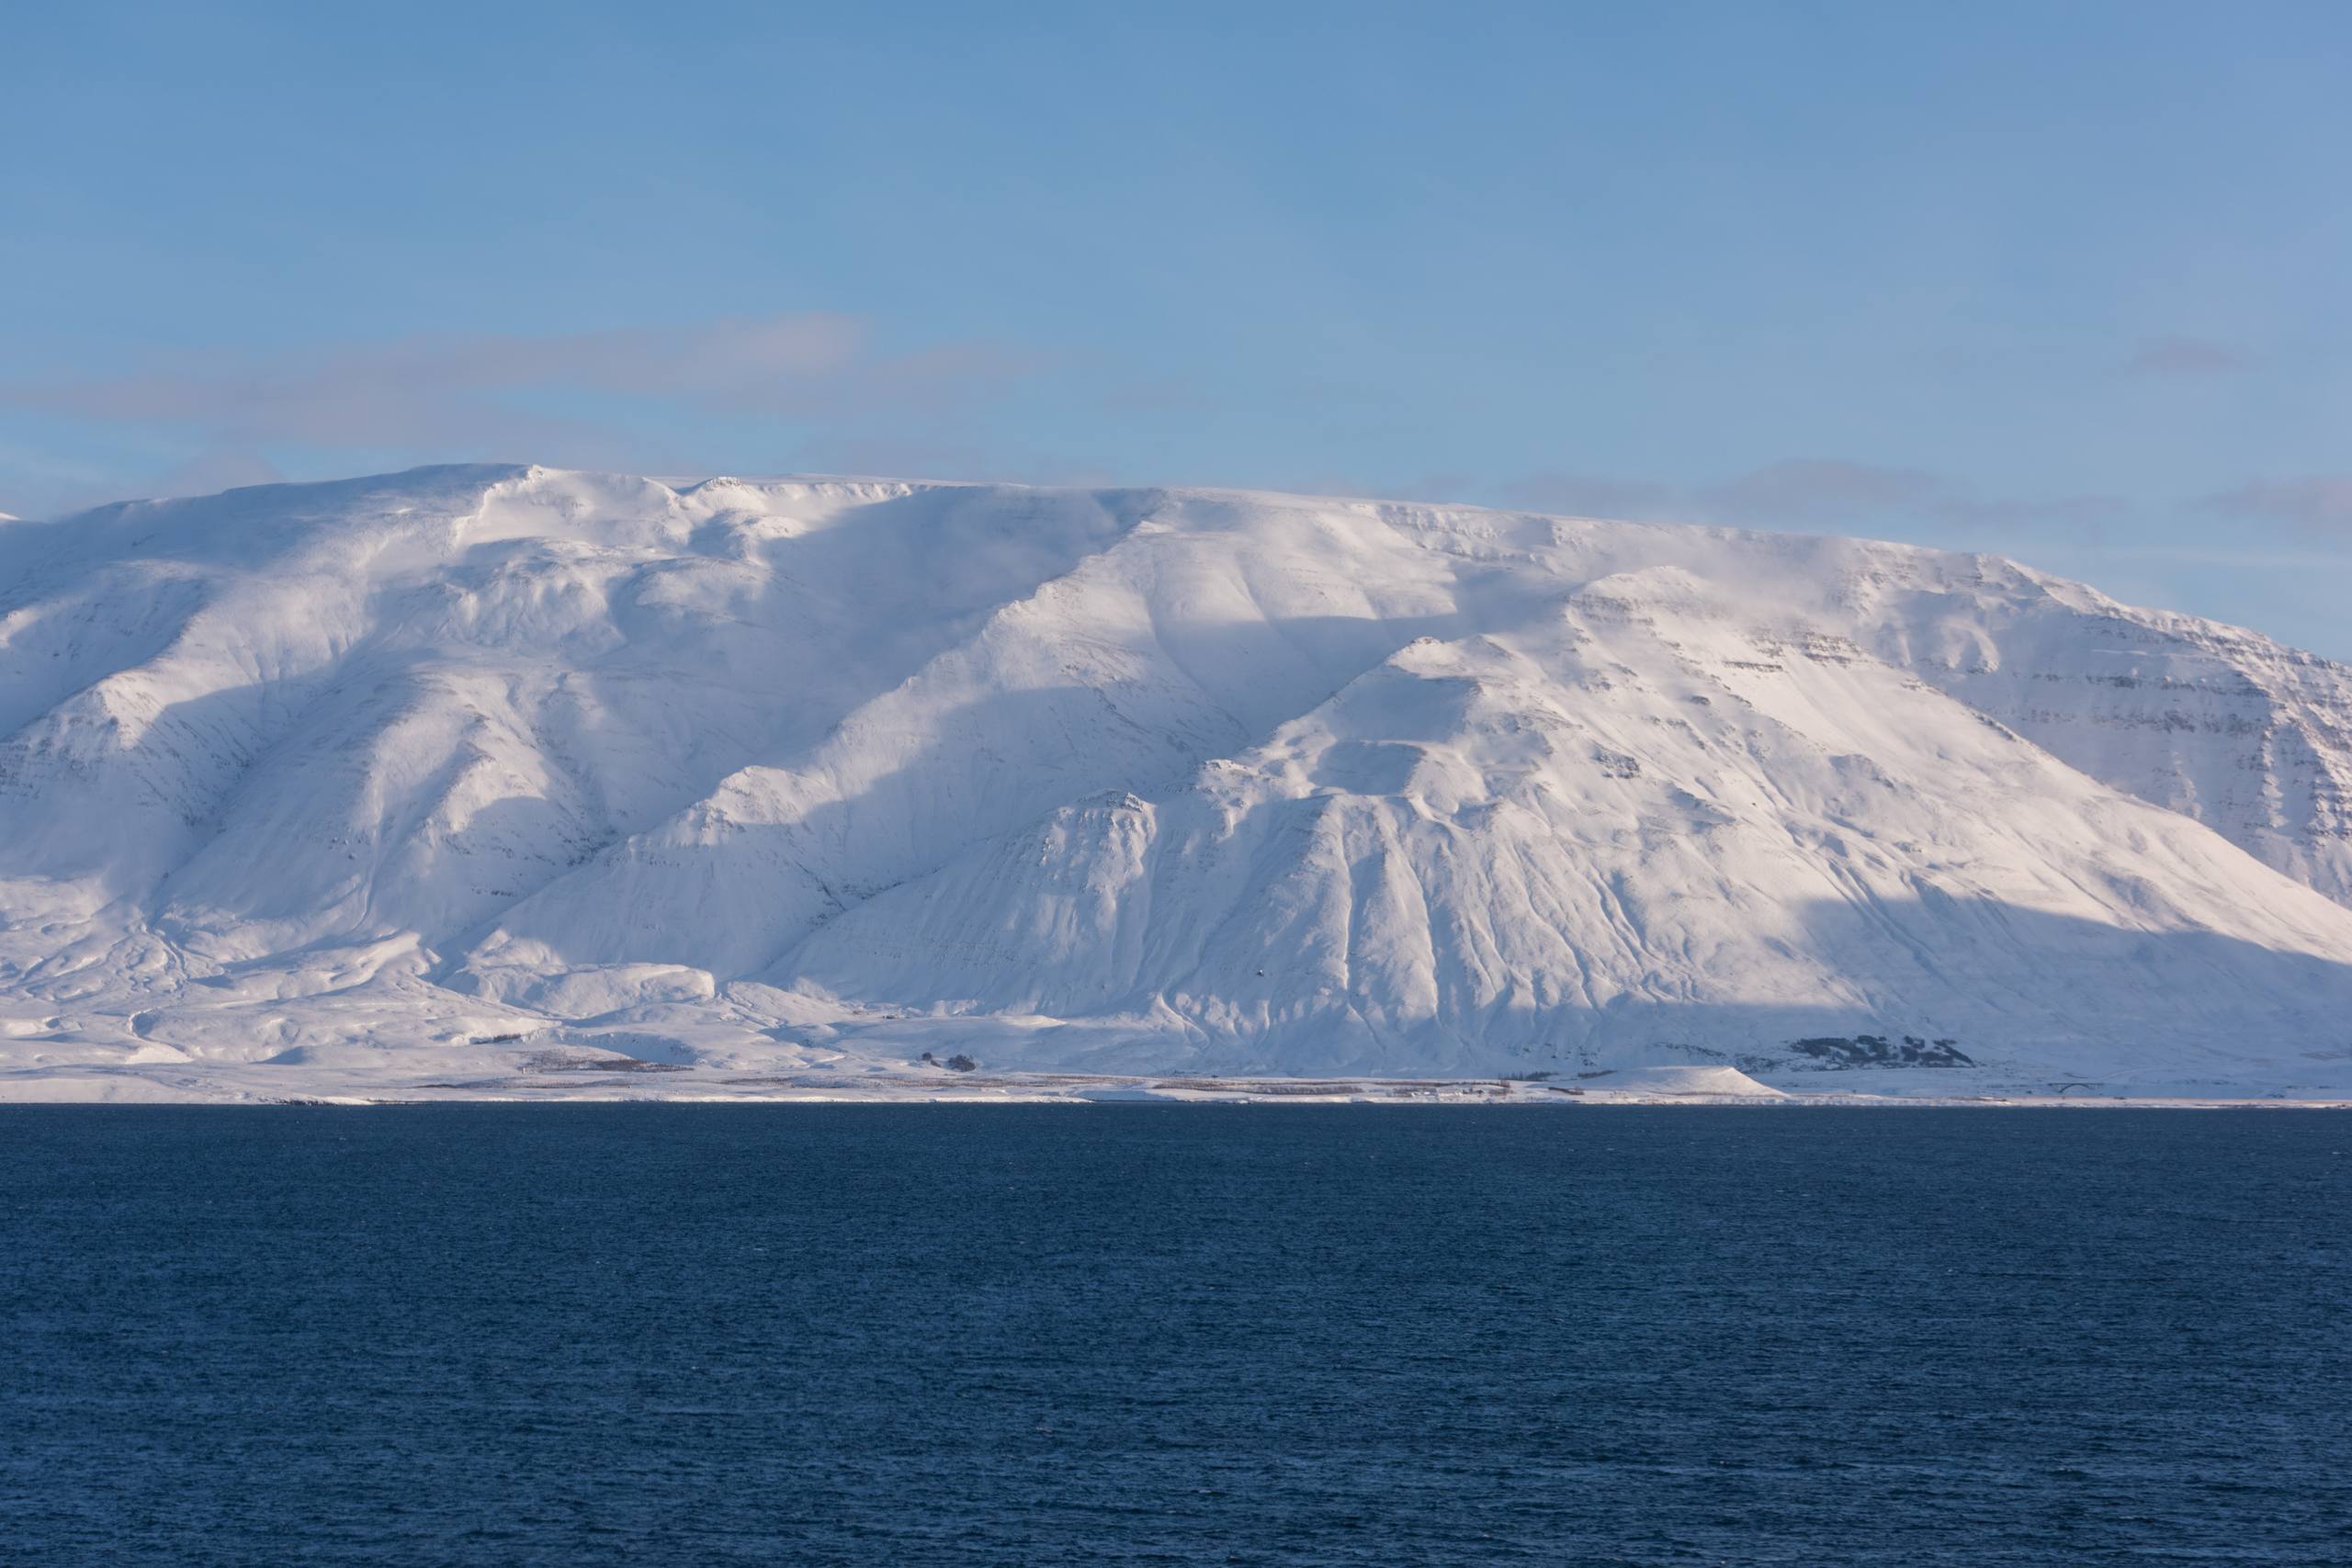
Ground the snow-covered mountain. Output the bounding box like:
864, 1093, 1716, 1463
5, 466, 2350, 1100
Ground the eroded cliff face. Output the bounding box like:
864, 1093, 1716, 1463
4, 468, 2350, 1096
1832, 553, 2352, 907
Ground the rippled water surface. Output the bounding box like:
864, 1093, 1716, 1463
4, 1106, 2347, 1565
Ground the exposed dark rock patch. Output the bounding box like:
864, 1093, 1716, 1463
1783, 1033, 1973, 1068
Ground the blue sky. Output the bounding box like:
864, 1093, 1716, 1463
6, 1, 2350, 652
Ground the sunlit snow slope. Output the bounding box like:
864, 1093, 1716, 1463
4, 467, 2350, 1097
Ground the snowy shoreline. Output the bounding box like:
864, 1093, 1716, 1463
6, 1064, 2346, 1109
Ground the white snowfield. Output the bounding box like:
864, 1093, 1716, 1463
3, 466, 2350, 1103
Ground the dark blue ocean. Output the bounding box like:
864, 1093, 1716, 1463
2, 1107, 2346, 1566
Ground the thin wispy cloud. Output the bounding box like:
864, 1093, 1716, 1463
1702, 459, 2126, 531
2120, 336, 2257, 378
147, 448, 286, 499
2201, 476, 2352, 535
1488, 459, 2122, 538
1705, 459, 1960, 523
0, 312, 1038, 482
1489, 471, 1679, 520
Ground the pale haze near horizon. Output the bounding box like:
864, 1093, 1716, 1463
5, 1, 2348, 656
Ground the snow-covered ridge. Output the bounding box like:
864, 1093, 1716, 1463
4, 465, 2350, 1100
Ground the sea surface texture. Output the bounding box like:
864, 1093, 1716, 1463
3, 1107, 2346, 1566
